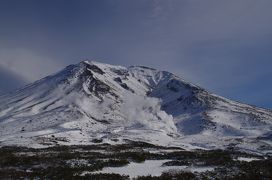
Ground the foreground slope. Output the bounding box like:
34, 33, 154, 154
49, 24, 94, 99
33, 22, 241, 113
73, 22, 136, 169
0, 61, 271, 153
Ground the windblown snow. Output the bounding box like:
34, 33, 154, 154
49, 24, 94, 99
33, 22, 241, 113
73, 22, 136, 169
0, 61, 271, 154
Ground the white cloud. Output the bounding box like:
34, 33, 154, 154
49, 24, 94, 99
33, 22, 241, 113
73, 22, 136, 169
120, 94, 177, 133
0, 48, 62, 82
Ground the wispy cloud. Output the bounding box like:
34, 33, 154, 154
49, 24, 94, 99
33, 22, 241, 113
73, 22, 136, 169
0, 65, 27, 94
0, 48, 62, 82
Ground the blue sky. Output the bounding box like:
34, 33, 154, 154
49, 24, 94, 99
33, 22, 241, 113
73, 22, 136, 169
0, 0, 272, 108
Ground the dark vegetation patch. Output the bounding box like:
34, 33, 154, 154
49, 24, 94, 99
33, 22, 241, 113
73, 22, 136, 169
0, 141, 271, 179
136, 171, 196, 180
91, 138, 103, 143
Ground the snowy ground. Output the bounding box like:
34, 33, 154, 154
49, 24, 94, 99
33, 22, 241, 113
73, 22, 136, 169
89, 160, 215, 178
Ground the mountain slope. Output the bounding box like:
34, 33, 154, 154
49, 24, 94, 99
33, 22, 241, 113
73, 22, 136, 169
0, 61, 271, 153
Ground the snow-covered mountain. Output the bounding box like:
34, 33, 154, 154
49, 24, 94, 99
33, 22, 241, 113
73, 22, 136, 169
0, 61, 271, 153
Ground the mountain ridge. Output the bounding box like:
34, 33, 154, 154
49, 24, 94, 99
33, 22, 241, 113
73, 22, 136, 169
0, 60, 271, 154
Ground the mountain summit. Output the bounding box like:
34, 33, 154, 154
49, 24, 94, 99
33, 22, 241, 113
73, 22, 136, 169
0, 61, 271, 153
